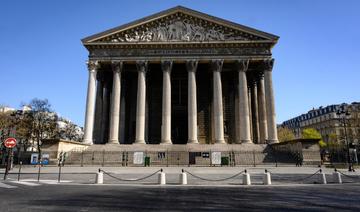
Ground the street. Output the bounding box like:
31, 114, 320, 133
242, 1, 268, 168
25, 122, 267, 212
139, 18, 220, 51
0, 183, 360, 211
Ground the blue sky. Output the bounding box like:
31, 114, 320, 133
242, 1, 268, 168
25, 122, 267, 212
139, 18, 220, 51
1, 0, 359, 126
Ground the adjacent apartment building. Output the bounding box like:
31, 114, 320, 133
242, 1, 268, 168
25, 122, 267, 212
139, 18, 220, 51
281, 102, 360, 145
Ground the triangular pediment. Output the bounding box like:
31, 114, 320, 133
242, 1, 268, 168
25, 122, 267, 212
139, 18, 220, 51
82, 6, 278, 44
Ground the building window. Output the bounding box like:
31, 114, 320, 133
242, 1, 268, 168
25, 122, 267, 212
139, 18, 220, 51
340, 129, 344, 137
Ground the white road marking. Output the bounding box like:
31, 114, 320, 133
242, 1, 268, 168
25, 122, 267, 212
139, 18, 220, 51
9, 181, 41, 186
39, 180, 72, 184
0, 182, 17, 189
19, 179, 72, 184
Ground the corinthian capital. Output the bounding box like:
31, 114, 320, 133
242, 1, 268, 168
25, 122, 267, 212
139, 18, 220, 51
161, 60, 173, 73
87, 60, 99, 72
235, 59, 249, 72
136, 60, 148, 73
211, 59, 224, 72
264, 58, 275, 72
186, 60, 198, 72
111, 61, 123, 73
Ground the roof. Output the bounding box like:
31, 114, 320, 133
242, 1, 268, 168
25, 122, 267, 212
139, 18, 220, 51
82, 5, 279, 44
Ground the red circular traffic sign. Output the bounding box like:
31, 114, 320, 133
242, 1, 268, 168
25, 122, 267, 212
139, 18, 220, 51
4, 138, 17, 148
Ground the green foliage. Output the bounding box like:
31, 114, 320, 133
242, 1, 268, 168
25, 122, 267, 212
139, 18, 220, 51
277, 127, 295, 142
318, 140, 327, 148
302, 128, 325, 147
302, 128, 321, 139
328, 133, 338, 143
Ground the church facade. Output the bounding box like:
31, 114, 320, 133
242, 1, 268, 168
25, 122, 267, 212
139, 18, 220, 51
81, 6, 279, 146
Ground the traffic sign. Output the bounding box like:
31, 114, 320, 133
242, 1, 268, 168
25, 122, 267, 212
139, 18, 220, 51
4, 137, 17, 148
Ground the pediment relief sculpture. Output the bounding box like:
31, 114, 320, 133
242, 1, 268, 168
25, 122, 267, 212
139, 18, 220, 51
96, 13, 265, 43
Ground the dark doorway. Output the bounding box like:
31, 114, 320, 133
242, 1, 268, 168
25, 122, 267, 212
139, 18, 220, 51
172, 109, 187, 144
171, 64, 188, 144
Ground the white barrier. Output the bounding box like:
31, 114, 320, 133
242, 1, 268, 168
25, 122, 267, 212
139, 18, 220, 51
333, 170, 342, 184
158, 170, 166, 185
180, 170, 187, 185
243, 170, 251, 185
96, 170, 103, 184
263, 170, 272, 185
318, 170, 327, 184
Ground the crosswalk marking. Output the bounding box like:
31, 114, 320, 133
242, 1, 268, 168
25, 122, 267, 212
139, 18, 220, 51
0, 182, 17, 189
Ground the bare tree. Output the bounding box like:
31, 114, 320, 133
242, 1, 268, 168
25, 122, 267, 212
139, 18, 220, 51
29, 98, 58, 160
57, 119, 81, 141
15, 110, 34, 152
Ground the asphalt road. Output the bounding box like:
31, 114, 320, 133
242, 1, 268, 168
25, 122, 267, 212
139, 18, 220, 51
1, 183, 359, 211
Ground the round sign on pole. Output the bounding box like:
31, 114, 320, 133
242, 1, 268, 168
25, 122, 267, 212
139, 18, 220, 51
4, 137, 17, 148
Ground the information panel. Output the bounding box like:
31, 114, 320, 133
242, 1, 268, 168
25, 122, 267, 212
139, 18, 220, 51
133, 152, 144, 165
211, 152, 221, 165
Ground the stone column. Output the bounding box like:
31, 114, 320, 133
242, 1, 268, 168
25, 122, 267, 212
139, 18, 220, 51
236, 60, 252, 143
264, 59, 278, 143
251, 80, 260, 143
257, 74, 268, 144
186, 60, 199, 144
161, 60, 173, 144
83, 61, 99, 144
134, 60, 148, 144
248, 86, 253, 141
211, 60, 225, 144
108, 61, 123, 144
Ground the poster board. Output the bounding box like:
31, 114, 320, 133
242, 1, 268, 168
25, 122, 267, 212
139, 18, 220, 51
133, 152, 144, 164
30, 153, 50, 165
211, 152, 221, 165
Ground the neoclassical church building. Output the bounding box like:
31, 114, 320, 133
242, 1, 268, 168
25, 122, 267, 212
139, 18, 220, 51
81, 6, 279, 147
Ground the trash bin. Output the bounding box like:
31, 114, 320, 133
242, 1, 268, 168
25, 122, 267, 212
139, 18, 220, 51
221, 157, 229, 166
144, 156, 150, 166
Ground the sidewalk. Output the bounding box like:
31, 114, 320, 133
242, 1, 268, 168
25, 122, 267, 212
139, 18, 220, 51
1, 165, 359, 185
1, 165, 359, 174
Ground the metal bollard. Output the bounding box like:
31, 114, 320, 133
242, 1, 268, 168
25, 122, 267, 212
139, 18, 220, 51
180, 169, 187, 185
333, 169, 342, 184
37, 161, 42, 182
243, 170, 251, 185
158, 169, 166, 185
96, 169, 103, 184
263, 169, 272, 185
318, 169, 327, 184
17, 161, 22, 181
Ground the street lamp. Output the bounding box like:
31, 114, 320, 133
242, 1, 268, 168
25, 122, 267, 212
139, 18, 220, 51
336, 108, 354, 171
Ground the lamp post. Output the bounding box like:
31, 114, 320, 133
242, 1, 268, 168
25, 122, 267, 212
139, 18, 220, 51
336, 108, 354, 171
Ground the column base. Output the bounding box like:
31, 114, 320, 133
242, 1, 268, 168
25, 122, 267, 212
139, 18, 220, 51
160, 140, 172, 144
83, 139, 93, 145
240, 140, 253, 144
266, 139, 278, 144
187, 139, 198, 144
215, 139, 225, 144
107, 139, 120, 144
134, 140, 146, 144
